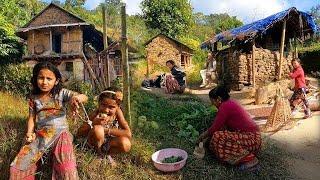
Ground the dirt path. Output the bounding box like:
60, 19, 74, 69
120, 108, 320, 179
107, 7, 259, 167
144, 87, 320, 180
268, 111, 320, 180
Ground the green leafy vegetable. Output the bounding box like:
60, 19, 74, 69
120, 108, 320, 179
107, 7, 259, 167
161, 156, 183, 163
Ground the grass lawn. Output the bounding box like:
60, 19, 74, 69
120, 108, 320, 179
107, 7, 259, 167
0, 90, 293, 179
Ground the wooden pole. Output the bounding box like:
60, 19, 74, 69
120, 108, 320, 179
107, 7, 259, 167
278, 20, 286, 80
102, 4, 110, 87
294, 33, 298, 59
67, 29, 70, 53
49, 29, 52, 52
102, 5, 108, 49
121, 4, 131, 125
32, 30, 35, 55
252, 40, 256, 87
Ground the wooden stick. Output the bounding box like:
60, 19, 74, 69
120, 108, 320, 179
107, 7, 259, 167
121, 5, 132, 126
278, 20, 286, 80
81, 51, 103, 92
252, 40, 256, 87
102, 4, 110, 87
32, 30, 35, 55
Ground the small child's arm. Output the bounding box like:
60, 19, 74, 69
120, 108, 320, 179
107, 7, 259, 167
70, 94, 88, 108
26, 113, 36, 143
107, 108, 132, 139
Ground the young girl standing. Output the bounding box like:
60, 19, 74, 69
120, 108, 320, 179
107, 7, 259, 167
77, 88, 131, 157
10, 61, 88, 179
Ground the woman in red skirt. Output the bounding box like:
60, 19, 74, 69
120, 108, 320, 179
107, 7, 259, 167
197, 86, 261, 171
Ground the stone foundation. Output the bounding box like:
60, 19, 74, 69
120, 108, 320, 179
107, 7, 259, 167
217, 47, 293, 90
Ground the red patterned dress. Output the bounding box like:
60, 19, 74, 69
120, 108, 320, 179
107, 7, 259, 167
207, 100, 261, 165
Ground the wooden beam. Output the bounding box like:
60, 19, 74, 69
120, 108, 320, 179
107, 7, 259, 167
278, 20, 286, 80
32, 30, 35, 55
67, 29, 70, 53
49, 29, 52, 52
252, 40, 256, 87
121, 5, 131, 126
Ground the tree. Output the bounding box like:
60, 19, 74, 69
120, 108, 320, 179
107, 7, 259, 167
0, 27, 23, 64
141, 0, 193, 38
310, 5, 320, 25
206, 13, 243, 34
65, 0, 86, 7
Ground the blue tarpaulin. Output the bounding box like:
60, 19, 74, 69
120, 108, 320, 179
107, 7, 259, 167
201, 7, 318, 50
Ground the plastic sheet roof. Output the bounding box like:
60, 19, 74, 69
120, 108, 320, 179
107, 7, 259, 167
201, 7, 318, 50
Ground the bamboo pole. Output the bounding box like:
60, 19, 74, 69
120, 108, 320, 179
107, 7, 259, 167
252, 40, 256, 87
102, 4, 110, 87
278, 20, 286, 80
121, 4, 131, 125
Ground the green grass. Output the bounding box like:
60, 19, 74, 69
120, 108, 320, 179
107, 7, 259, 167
0, 90, 293, 179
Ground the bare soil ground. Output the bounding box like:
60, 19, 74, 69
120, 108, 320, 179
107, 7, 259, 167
145, 87, 320, 180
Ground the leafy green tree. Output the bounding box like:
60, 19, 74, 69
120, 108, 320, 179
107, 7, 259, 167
65, 0, 86, 7
0, 27, 23, 64
0, 0, 45, 28
310, 5, 320, 26
141, 0, 194, 38
206, 13, 243, 34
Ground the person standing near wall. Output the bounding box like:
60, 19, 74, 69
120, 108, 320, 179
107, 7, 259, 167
200, 52, 216, 88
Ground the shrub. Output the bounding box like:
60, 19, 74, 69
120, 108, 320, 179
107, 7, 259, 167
0, 63, 32, 96
66, 80, 96, 112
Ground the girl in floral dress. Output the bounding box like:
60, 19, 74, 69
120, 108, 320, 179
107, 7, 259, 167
10, 61, 88, 179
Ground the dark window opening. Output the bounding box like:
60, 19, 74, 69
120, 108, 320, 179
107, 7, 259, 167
181, 55, 186, 68
52, 34, 62, 53
65, 62, 73, 72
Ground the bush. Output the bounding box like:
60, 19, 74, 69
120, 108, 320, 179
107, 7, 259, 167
66, 80, 96, 112
0, 63, 32, 96
186, 50, 207, 86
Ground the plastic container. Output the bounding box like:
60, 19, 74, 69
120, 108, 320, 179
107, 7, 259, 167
151, 148, 188, 172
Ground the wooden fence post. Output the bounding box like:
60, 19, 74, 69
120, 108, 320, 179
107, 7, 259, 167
121, 4, 131, 125
278, 20, 286, 80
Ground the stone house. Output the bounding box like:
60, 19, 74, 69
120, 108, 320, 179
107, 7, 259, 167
201, 7, 318, 90
145, 34, 193, 75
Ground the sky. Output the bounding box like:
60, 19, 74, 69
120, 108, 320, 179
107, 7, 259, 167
44, 0, 319, 23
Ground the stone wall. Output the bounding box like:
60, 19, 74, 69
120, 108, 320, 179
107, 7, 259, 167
146, 35, 181, 74
217, 47, 293, 90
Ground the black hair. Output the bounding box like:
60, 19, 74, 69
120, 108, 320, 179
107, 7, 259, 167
209, 85, 230, 101
31, 61, 63, 96
166, 60, 175, 66
292, 58, 301, 63
98, 87, 122, 105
